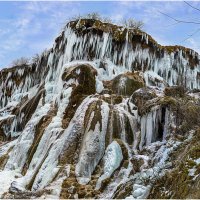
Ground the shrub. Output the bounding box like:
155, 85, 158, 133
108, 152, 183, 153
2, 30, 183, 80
102, 17, 112, 23
86, 12, 101, 20
164, 86, 186, 97
31, 54, 40, 64
121, 18, 144, 30
11, 57, 30, 66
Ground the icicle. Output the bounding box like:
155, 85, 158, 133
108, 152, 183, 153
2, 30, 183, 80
139, 106, 169, 149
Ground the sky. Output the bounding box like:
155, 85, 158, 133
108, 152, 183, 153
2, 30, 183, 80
0, 1, 200, 68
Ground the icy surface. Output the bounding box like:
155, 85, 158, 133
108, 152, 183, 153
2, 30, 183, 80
5, 103, 51, 171
75, 101, 110, 185
0, 19, 199, 198
195, 158, 200, 164
139, 106, 169, 150
96, 141, 123, 190
144, 71, 165, 88
132, 184, 151, 199
0, 170, 20, 197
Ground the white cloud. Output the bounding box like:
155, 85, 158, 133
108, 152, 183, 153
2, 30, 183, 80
0, 1, 82, 67
186, 38, 200, 53
0, 1, 200, 68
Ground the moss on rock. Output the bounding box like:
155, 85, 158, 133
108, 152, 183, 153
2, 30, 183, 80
164, 85, 186, 98
159, 96, 177, 107
149, 129, 200, 199
60, 164, 100, 199
131, 87, 157, 115
68, 19, 200, 68
62, 64, 97, 129
111, 71, 145, 96
22, 106, 57, 175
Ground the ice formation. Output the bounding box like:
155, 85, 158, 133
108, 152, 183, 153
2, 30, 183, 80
0, 19, 199, 199
95, 141, 123, 190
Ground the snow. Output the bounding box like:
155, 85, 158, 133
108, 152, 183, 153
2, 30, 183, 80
133, 155, 150, 170
144, 71, 165, 88
188, 158, 200, 179
195, 158, 200, 164
129, 138, 182, 199
188, 168, 196, 177
132, 184, 151, 199
0, 140, 17, 176
0, 114, 15, 121
96, 78, 104, 93
0, 170, 20, 197
188, 91, 200, 99
0, 19, 199, 198
41, 165, 70, 199
99, 161, 133, 199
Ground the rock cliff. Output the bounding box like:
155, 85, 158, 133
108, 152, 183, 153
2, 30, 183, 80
0, 19, 200, 199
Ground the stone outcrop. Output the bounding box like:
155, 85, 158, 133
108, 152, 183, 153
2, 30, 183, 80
0, 19, 199, 199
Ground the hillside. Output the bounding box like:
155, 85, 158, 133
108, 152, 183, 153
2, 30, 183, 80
0, 19, 200, 199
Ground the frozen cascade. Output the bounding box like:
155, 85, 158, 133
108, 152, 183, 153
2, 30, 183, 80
10, 95, 98, 191
5, 60, 78, 173
27, 87, 72, 190
1, 20, 200, 111
0, 19, 200, 198
75, 101, 110, 185
139, 106, 168, 150
5, 103, 51, 171
21, 23, 199, 111
95, 141, 123, 190
114, 100, 138, 147
31, 96, 98, 191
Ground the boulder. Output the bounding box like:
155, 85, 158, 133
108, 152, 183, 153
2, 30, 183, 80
111, 72, 145, 96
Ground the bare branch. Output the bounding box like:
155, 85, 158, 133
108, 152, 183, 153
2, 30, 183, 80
102, 17, 112, 23
184, 1, 200, 13
164, 21, 181, 28
121, 18, 144, 30
159, 11, 200, 25
11, 57, 30, 66
86, 12, 101, 20
182, 28, 200, 42
31, 53, 40, 64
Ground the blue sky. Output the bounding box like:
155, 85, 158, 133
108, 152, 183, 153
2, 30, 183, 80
0, 1, 200, 68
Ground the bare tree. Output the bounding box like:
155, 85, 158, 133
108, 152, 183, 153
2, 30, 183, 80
159, 1, 200, 41
11, 57, 30, 66
86, 12, 102, 20
122, 18, 144, 30
41, 48, 49, 57
31, 53, 40, 64
102, 17, 112, 23
69, 14, 83, 21
134, 20, 144, 30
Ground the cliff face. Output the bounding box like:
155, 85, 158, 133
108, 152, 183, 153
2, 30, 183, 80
0, 19, 200, 199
